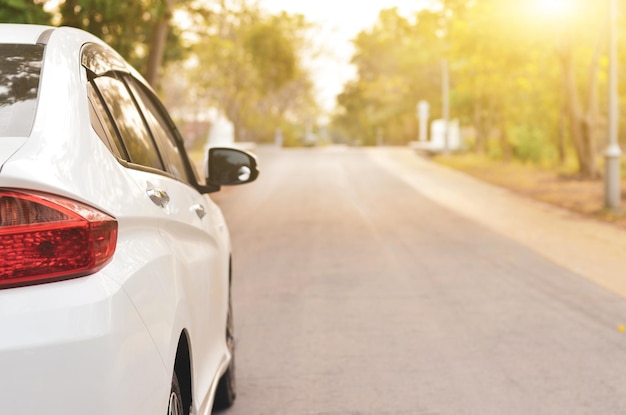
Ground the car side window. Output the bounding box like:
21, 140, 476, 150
92, 75, 164, 171
126, 77, 191, 183
87, 83, 126, 160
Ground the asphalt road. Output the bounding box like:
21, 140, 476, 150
213, 146, 626, 415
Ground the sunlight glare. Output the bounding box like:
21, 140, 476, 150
534, 0, 575, 17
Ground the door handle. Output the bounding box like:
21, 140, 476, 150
147, 188, 170, 208
191, 204, 206, 219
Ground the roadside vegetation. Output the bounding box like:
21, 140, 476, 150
328, 0, 626, 223
3, 0, 319, 146
5, 0, 626, 217
434, 152, 626, 228
331, 0, 626, 182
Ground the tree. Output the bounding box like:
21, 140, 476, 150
145, 0, 176, 86
554, 2, 608, 178
58, 0, 186, 86
450, 0, 548, 160
0, 0, 51, 24
187, 1, 317, 143
333, 8, 444, 145
333, 0, 613, 178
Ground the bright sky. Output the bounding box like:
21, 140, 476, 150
533, 0, 577, 17
260, 0, 430, 115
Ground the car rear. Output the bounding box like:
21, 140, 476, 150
0, 25, 170, 414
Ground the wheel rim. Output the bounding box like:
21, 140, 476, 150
168, 391, 183, 415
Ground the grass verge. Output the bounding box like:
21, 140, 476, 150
433, 153, 626, 229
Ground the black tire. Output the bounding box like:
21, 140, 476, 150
168, 372, 184, 415
213, 292, 236, 410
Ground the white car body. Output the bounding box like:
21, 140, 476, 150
0, 24, 253, 414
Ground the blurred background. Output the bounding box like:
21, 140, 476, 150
5, 0, 626, 220
7, 4, 626, 413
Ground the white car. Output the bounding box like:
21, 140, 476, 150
0, 24, 258, 415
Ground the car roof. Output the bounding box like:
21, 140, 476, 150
0, 24, 56, 44
0, 24, 150, 84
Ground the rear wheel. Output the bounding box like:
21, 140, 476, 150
168, 372, 184, 415
213, 292, 236, 409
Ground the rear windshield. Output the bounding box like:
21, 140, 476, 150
0, 44, 45, 137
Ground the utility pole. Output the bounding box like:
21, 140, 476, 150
442, 58, 450, 154
605, 0, 621, 211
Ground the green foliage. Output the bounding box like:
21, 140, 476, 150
0, 0, 51, 24
510, 125, 548, 164
243, 18, 296, 94
332, 8, 443, 146
58, 0, 186, 77
188, 2, 317, 143
332, 0, 617, 176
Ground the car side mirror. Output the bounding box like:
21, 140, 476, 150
205, 147, 259, 190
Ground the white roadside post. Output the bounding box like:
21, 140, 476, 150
605, 0, 622, 211
275, 128, 283, 148
417, 100, 430, 142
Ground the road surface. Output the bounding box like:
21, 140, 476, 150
213, 146, 626, 415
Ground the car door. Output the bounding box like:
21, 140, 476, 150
87, 70, 228, 385
124, 76, 231, 375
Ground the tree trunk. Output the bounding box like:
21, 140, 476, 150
498, 114, 511, 163
145, 0, 175, 87
557, 101, 567, 165
581, 35, 603, 177
474, 102, 486, 154
559, 38, 601, 178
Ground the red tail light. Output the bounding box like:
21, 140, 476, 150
0, 190, 118, 289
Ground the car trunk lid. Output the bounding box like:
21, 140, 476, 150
0, 137, 28, 172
